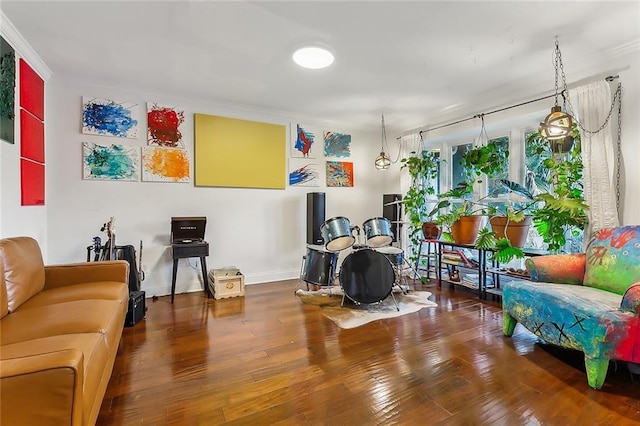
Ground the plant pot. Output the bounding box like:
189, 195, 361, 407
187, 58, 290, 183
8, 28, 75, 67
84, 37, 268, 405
489, 216, 532, 248
422, 222, 441, 240
451, 216, 483, 245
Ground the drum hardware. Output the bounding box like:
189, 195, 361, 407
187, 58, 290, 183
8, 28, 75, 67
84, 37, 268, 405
383, 199, 404, 206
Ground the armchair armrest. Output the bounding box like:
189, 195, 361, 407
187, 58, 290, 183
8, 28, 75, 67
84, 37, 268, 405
44, 260, 129, 290
0, 350, 84, 425
525, 253, 586, 285
621, 283, 640, 313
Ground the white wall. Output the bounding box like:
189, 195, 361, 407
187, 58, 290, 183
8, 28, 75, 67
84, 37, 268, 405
44, 76, 389, 297
0, 11, 51, 256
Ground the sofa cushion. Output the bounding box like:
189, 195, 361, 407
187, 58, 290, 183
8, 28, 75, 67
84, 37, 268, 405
1, 333, 110, 426
18, 281, 129, 311
0, 261, 8, 319
0, 237, 45, 312
583, 226, 640, 295
0, 299, 125, 347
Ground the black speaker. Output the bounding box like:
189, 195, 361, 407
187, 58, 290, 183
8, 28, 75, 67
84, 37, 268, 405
383, 194, 402, 242
125, 290, 146, 327
307, 192, 325, 245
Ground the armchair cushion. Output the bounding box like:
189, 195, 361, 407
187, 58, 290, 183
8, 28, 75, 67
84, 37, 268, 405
584, 226, 640, 295
525, 253, 585, 285
0, 237, 45, 312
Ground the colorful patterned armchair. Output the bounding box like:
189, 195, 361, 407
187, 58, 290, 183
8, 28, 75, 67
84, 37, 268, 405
502, 225, 640, 389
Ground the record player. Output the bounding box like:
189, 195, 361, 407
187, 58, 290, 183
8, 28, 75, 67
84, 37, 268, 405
171, 216, 206, 244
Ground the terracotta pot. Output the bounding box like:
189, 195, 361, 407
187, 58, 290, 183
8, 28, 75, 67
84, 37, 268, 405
489, 216, 532, 248
450, 216, 483, 245
422, 222, 441, 240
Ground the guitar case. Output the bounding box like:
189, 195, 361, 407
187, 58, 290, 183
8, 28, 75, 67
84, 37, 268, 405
115, 245, 141, 292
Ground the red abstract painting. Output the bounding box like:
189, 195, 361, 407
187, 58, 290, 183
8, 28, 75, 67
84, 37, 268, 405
147, 103, 185, 147
19, 59, 44, 121
20, 109, 44, 162
21, 158, 45, 206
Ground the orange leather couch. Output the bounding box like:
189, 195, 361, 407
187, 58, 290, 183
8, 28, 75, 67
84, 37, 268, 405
0, 237, 129, 425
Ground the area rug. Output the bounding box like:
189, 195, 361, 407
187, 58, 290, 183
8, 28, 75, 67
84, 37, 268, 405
295, 287, 437, 329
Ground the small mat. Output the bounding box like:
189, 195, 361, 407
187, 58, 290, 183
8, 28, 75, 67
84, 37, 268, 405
295, 287, 437, 329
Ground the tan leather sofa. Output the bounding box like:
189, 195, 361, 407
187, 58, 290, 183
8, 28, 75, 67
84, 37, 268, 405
0, 236, 129, 425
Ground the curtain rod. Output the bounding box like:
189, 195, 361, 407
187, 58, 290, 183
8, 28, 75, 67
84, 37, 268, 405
408, 75, 619, 139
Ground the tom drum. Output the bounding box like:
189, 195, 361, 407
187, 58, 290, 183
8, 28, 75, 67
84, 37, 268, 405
320, 216, 355, 252
339, 249, 395, 304
362, 217, 393, 247
301, 246, 338, 287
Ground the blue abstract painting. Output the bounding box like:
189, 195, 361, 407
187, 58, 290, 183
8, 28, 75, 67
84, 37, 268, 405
289, 159, 319, 187
82, 97, 140, 139
82, 142, 140, 181
324, 131, 351, 158
291, 123, 318, 158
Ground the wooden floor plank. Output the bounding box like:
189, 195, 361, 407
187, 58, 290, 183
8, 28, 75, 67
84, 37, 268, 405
97, 279, 640, 425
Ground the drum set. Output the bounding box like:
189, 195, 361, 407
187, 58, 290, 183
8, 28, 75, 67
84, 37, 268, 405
300, 214, 408, 311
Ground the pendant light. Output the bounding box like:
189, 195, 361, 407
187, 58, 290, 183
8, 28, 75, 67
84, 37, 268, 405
375, 112, 391, 170
539, 38, 573, 142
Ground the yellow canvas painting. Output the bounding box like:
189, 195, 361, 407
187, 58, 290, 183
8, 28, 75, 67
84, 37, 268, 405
194, 113, 286, 189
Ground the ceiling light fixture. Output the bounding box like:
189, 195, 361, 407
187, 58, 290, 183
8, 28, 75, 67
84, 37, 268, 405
375, 112, 391, 170
292, 46, 334, 69
539, 38, 573, 143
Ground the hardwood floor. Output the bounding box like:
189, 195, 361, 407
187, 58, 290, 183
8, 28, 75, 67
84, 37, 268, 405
98, 280, 640, 425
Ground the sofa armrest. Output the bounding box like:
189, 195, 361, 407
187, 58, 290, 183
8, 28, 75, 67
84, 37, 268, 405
44, 260, 129, 290
525, 253, 586, 285
621, 283, 640, 313
0, 350, 84, 425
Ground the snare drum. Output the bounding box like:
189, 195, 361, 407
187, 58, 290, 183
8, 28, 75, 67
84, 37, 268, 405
374, 246, 404, 266
320, 216, 355, 252
301, 246, 338, 287
363, 217, 393, 247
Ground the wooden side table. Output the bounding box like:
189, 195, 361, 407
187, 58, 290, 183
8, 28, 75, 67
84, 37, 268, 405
171, 241, 210, 303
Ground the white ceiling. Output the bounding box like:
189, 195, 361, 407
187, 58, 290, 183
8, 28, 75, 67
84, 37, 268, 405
2, 1, 639, 136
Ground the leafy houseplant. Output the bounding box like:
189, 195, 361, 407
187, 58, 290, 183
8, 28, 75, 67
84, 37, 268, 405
432, 139, 510, 246
526, 125, 587, 252
400, 150, 440, 265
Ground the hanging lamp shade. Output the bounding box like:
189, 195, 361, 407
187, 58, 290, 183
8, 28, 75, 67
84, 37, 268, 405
539, 105, 573, 140
375, 151, 391, 170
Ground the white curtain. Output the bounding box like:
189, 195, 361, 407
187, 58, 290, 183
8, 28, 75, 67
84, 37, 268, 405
569, 80, 619, 241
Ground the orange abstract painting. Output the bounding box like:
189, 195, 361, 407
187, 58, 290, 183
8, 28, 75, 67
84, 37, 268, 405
142, 146, 190, 183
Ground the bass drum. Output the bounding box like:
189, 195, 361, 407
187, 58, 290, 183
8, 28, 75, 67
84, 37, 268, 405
301, 246, 338, 287
339, 249, 395, 304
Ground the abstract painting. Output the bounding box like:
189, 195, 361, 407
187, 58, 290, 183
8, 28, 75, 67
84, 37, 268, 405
324, 131, 351, 158
291, 123, 318, 158
82, 97, 139, 139
289, 159, 320, 187
82, 142, 139, 181
147, 103, 185, 147
0, 36, 15, 144
326, 161, 354, 187
142, 146, 190, 183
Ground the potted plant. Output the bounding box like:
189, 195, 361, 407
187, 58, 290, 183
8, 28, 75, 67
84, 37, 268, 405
400, 150, 440, 264
526, 125, 588, 252
431, 139, 509, 245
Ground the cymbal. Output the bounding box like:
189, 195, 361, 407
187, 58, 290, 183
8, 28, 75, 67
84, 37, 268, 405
391, 221, 409, 224
383, 199, 403, 206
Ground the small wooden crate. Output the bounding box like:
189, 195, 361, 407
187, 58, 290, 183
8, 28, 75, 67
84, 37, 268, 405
208, 272, 245, 299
